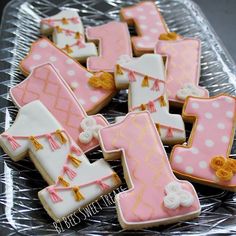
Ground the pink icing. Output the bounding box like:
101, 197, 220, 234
170, 95, 236, 189
121, 1, 167, 52
86, 22, 132, 72
100, 112, 200, 225
155, 38, 209, 103
20, 38, 113, 113
10, 63, 108, 153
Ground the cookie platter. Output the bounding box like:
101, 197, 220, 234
0, 0, 236, 235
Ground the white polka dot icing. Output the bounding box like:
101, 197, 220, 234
33, 54, 41, 60
174, 155, 183, 163
67, 70, 75, 76
185, 166, 193, 174
205, 139, 214, 147
191, 102, 199, 109
205, 112, 213, 119
90, 96, 98, 103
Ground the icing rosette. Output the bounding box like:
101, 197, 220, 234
163, 193, 180, 210
163, 181, 194, 210
210, 156, 226, 171
79, 117, 103, 144
178, 190, 194, 207
164, 181, 182, 194
210, 157, 236, 181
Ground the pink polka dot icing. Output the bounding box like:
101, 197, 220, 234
170, 95, 236, 191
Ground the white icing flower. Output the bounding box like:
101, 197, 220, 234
165, 181, 182, 194
79, 117, 103, 144
178, 190, 194, 207
163, 193, 180, 209
81, 117, 97, 130
176, 83, 205, 101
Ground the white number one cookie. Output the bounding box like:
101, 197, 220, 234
114, 54, 186, 145
41, 10, 97, 62
99, 111, 200, 230
155, 38, 209, 104
0, 101, 121, 221
170, 95, 236, 191
11, 63, 108, 153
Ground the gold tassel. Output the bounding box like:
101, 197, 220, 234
112, 173, 121, 185
140, 104, 146, 111
58, 176, 70, 187
64, 44, 73, 54
75, 32, 81, 39
159, 32, 180, 41
68, 154, 81, 168
115, 64, 123, 75
156, 123, 161, 134
88, 72, 115, 90
159, 96, 167, 107
73, 186, 84, 201
61, 17, 69, 24
29, 136, 43, 151
55, 26, 62, 33
55, 129, 67, 144
141, 76, 149, 87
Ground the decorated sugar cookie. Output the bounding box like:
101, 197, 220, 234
11, 63, 108, 153
120, 1, 168, 56
0, 101, 121, 221
155, 38, 209, 104
170, 94, 236, 191
41, 10, 97, 62
86, 21, 132, 72
20, 38, 116, 114
114, 54, 186, 145
99, 111, 200, 229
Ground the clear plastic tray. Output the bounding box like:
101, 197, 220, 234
0, 0, 236, 235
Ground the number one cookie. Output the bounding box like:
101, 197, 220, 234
0, 101, 121, 221
40, 10, 97, 62
11, 63, 108, 153
99, 112, 201, 229
86, 21, 132, 72
120, 1, 168, 56
170, 95, 236, 191
155, 38, 209, 104
20, 38, 115, 114
114, 54, 186, 145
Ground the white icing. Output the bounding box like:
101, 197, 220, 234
164, 181, 182, 194
40, 10, 97, 62
163, 181, 194, 210
0, 101, 118, 219
176, 83, 205, 101
114, 54, 186, 144
79, 117, 103, 143
163, 193, 180, 210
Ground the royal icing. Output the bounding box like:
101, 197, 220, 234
86, 21, 132, 72
0, 101, 121, 220
20, 38, 115, 114
120, 1, 168, 55
155, 38, 209, 104
99, 111, 200, 229
170, 95, 236, 191
10, 63, 108, 153
114, 54, 186, 144
40, 10, 97, 62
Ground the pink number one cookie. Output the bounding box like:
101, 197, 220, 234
86, 21, 132, 72
40, 10, 97, 62
20, 38, 115, 114
170, 95, 236, 191
99, 111, 201, 229
11, 63, 108, 153
120, 1, 168, 56
155, 38, 209, 104
0, 101, 121, 221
